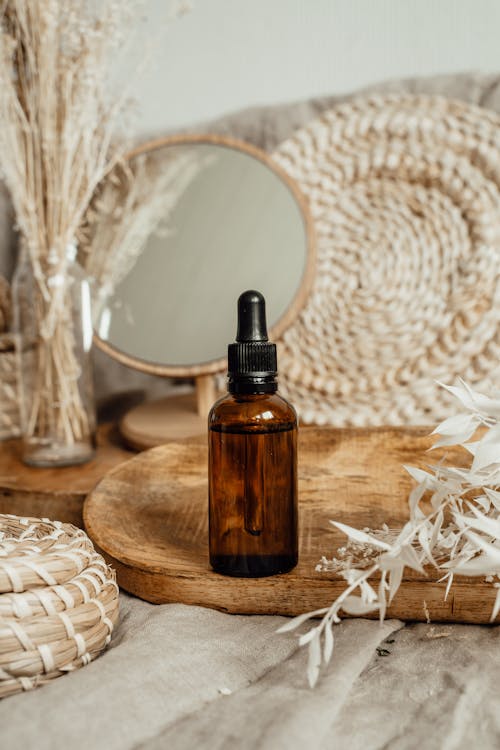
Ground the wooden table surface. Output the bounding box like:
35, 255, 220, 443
84, 426, 499, 624
0, 424, 135, 527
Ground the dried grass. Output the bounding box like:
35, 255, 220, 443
280, 380, 500, 686
0, 1, 140, 447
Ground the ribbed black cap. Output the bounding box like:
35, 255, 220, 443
228, 291, 277, 393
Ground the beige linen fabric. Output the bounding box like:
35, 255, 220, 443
329, 623, 500, 750
0, 593, 402, 749
3, 595, 500, 749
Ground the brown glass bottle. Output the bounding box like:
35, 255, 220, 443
208, 290, 298, 577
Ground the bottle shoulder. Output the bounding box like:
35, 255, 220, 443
209, 391, 297, 431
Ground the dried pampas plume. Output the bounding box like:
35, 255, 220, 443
0, 1, 187, 447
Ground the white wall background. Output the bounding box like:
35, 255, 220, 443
132, 0, 500, 136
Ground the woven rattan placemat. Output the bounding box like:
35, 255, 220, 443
273, 94, 500, 426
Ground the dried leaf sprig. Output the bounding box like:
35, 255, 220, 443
279, 380, 500, 687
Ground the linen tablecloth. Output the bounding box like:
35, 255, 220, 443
2, 593, 499, 749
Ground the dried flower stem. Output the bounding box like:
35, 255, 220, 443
0, 1, 136, 444
280, 380, 500, 687
0, 1, 186, 446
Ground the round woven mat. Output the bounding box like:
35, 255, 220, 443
272, 94, 500, 426
0, 515, 119, 699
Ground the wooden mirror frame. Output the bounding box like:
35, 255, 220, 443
94, 133, 316, 379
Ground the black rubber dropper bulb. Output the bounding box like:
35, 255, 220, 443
236, 290, 269, 342
228, 290, 278, 394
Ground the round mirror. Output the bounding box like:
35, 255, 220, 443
91, 135, 314, 377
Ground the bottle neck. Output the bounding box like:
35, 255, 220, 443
228, 376, 277, 395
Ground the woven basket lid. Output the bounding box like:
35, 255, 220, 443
272, 94, 500, 426
0, 515, 119, 699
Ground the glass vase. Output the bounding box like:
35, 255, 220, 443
12, 244, 96, 467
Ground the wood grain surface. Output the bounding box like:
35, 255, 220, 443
84, 426, 498, 623
120, 393, 207, 450
0, 424, 134, 527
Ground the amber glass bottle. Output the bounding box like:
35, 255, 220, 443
208, 290, 298, 577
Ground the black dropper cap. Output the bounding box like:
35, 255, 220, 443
228, 290, 278, 394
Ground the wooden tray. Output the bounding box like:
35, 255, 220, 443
84, 427, 498, 623
0, 424, 134, 527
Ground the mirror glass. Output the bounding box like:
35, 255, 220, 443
91, 139, 310, 372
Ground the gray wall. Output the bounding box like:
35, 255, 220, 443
130, 0, 500, 136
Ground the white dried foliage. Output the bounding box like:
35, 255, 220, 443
278, 380, 500, 687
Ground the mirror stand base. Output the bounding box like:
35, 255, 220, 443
119, 375, 221, 451
120, 391, 209, 451
195, 374, 217, 418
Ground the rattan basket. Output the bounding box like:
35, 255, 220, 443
0, 514, 119, 699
